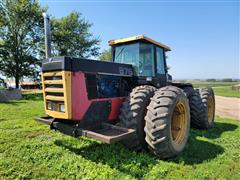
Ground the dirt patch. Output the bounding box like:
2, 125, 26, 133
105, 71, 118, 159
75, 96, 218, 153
215, 96, 240, 120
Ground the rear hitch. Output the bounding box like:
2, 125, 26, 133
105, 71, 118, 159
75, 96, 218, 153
35, 117, 135, 144
35, 116, 54, 125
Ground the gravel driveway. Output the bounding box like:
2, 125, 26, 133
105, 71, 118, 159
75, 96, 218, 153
215, 95, 240, 120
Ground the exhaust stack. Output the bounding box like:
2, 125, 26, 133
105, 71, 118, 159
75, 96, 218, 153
43, 13, 51, 59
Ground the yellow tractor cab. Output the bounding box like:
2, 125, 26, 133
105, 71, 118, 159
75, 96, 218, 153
109, 35, 171, 79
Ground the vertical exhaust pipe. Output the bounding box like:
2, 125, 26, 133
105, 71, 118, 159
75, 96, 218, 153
43, 13, 51, 59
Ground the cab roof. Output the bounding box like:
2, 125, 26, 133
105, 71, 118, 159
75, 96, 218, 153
108, 35, 171, 51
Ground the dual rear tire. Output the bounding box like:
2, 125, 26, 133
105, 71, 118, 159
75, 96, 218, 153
144, 86, 190, 158
119, 85, 190, 158
118, 85, 215, 158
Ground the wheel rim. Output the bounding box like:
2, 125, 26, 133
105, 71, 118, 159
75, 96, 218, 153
207, 96, 214, 122
171, 102, 188, 144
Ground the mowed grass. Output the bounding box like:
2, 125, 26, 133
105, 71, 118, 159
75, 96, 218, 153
0, 95, 240, 179
213, 86, 240, 98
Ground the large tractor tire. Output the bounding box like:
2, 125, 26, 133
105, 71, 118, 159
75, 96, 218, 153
144, 86, 190, 159
195, 87, 215, 129
181, 86, 208, 129
118, 85, 156, 151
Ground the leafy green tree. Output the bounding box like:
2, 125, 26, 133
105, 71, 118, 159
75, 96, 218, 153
51, 12, 100, 58
0, 2, 100, 88
0, 0, 45, 88
99, 48, 112, 61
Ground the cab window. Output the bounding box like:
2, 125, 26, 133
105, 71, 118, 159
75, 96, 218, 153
114, 43, 155, 77
114, 43, 139, 66
156, 47, 166, 75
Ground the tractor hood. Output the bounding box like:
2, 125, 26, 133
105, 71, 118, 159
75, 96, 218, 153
42, 56, 134, 77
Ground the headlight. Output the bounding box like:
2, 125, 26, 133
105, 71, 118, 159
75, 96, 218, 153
59, 104, 65, 112
47, 102, 52, 110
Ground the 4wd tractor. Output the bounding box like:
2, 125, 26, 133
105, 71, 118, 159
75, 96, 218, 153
36, 14, 215, 159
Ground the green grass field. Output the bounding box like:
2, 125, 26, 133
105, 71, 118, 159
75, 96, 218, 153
212, 86, 240, 98
0, 94, 240, 179
191, 82, 238, 88
191, 82, 240, 98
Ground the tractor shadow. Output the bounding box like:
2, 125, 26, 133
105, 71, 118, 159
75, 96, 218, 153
171, 121, 237, 164
54, 121, 237, 177
55, 139, 157, 178
194, 121, 238, 139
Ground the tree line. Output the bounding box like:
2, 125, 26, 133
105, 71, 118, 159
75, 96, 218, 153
0, 0, 110, 88
206, 79, 238, 82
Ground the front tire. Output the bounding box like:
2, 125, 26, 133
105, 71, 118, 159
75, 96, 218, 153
144, 86, 190, 159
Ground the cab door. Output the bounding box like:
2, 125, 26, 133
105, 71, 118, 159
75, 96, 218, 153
154, 47, 167, 87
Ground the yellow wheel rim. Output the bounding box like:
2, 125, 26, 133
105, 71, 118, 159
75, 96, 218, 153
171, 102, 188, 144
207, 96, 214, 122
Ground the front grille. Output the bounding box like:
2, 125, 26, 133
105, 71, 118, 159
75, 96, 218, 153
43, 72, 64, 106
42, 71, 71, 119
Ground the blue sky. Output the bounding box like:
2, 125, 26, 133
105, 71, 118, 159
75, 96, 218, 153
40, 0, 239, 79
